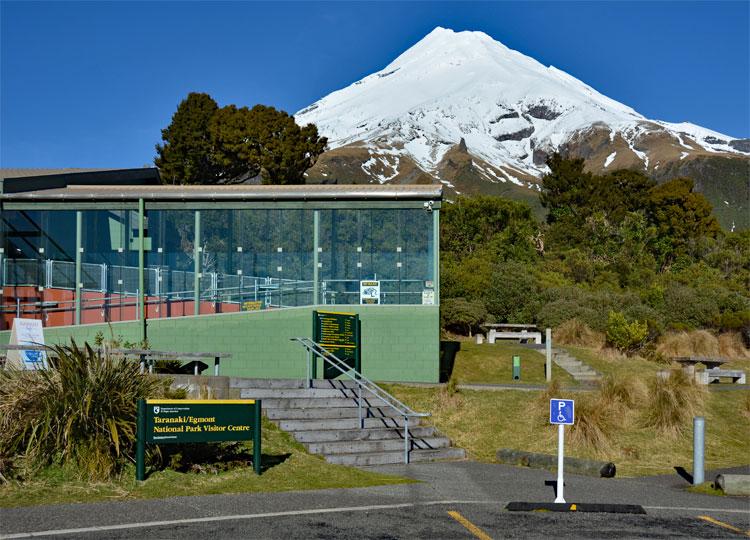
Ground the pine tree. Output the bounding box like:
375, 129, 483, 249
209, 104, 327, 185
647, 177, 721, 263
155, 93, 221, 184
155, 95, 327, 185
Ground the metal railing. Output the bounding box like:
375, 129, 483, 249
290, 337, 429, 464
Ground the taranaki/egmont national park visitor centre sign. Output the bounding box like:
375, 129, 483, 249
136, 399, 262, 480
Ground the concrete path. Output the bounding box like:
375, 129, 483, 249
1, 461, 748, 539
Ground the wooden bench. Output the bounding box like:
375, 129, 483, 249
0, 345, 231, 376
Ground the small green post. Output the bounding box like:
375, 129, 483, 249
253, 400, 262, 475
136, 398, 146, 481
513, 355, 521, 381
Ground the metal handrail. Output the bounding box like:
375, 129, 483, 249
290, 336, 429, 464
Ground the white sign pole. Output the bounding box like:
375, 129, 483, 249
555, 423, 565, 503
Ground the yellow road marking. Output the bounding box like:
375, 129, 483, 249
698, 515, 750, 537
447, 510, 493, 540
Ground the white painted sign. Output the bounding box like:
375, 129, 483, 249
359, 280, 380, 305
421, 289, 435, 305
6, 318, 47, 370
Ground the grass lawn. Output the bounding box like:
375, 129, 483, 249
385, 344, 750, 477
450, 340, 576, 386
0, 418, 413, 508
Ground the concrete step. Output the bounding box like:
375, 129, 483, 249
266, 406, 405, 421
239, 388, 362, 399
306, 436, 451, 455
261, 396, 390, 409
325, 447, 466, 466
229, 377, 463, 466
277, 416, 415, 432
554, 358, 581, 366
311, 379, 361, 390
292, 426, 436, 443
231, 378, 364, 390
230, 378, 306, 389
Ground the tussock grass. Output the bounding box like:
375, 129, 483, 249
597, 374, 649, 413
0, 341, 166, 481
567, 395, 615, 454
718, 332, 750, 359
435, 377, 463, 412
640, 369, 706, 437
554, 319, 605, 349
656, 331, 719, 358
530, 379, 563, 426
530, 380, 615, 454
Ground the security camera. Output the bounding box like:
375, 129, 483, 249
423, 200, 434, 212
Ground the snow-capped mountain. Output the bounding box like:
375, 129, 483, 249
296, 27, 749, 228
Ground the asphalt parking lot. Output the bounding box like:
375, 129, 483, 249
1, 461, 748, 539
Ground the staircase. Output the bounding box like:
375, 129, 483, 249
552, 349, 601, 383
232, 377, 465, 466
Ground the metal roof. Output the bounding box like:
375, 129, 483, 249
0, 183, 443, 201
0, 168, 116, 179
0, 168, 162, 194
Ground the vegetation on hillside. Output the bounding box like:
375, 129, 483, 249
441, 155, 750, 355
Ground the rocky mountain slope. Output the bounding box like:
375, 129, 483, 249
296, 27, 749, 229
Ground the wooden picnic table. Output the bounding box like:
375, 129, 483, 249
673, 356, 727, 370
0, 345, 231, 376
479, 324, 542, 345
482, 323, 538, 329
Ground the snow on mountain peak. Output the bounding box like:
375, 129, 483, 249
296, 27, 746, 177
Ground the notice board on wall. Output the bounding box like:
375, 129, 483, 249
312, 310, 361, 379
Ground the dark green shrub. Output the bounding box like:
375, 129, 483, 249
483, 262, 541, 323
538, 299, 600, 331
440, 298, 488, 336
659, 283, 720, 329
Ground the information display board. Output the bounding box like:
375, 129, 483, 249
136, 399, 262, 479
6, 318, 48, 370
312, 310, 361, 379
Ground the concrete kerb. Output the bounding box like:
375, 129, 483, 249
715, 474, 750, 496
496, 448, 616, 478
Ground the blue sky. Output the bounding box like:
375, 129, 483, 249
1, 1, 748, 168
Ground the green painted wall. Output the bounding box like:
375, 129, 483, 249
0, 305, 439, 382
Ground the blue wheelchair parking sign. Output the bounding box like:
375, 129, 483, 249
550, 399, 574, 425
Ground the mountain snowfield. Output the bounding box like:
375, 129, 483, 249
296, 27, 749, 227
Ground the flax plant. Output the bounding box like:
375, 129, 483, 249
0, 341, 164, 480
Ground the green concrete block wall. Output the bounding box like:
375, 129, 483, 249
0, 305, 439, 382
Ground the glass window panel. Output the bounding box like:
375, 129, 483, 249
145, 209, 196, 319
318, 208, 433, 305
1, 210, 78, 328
